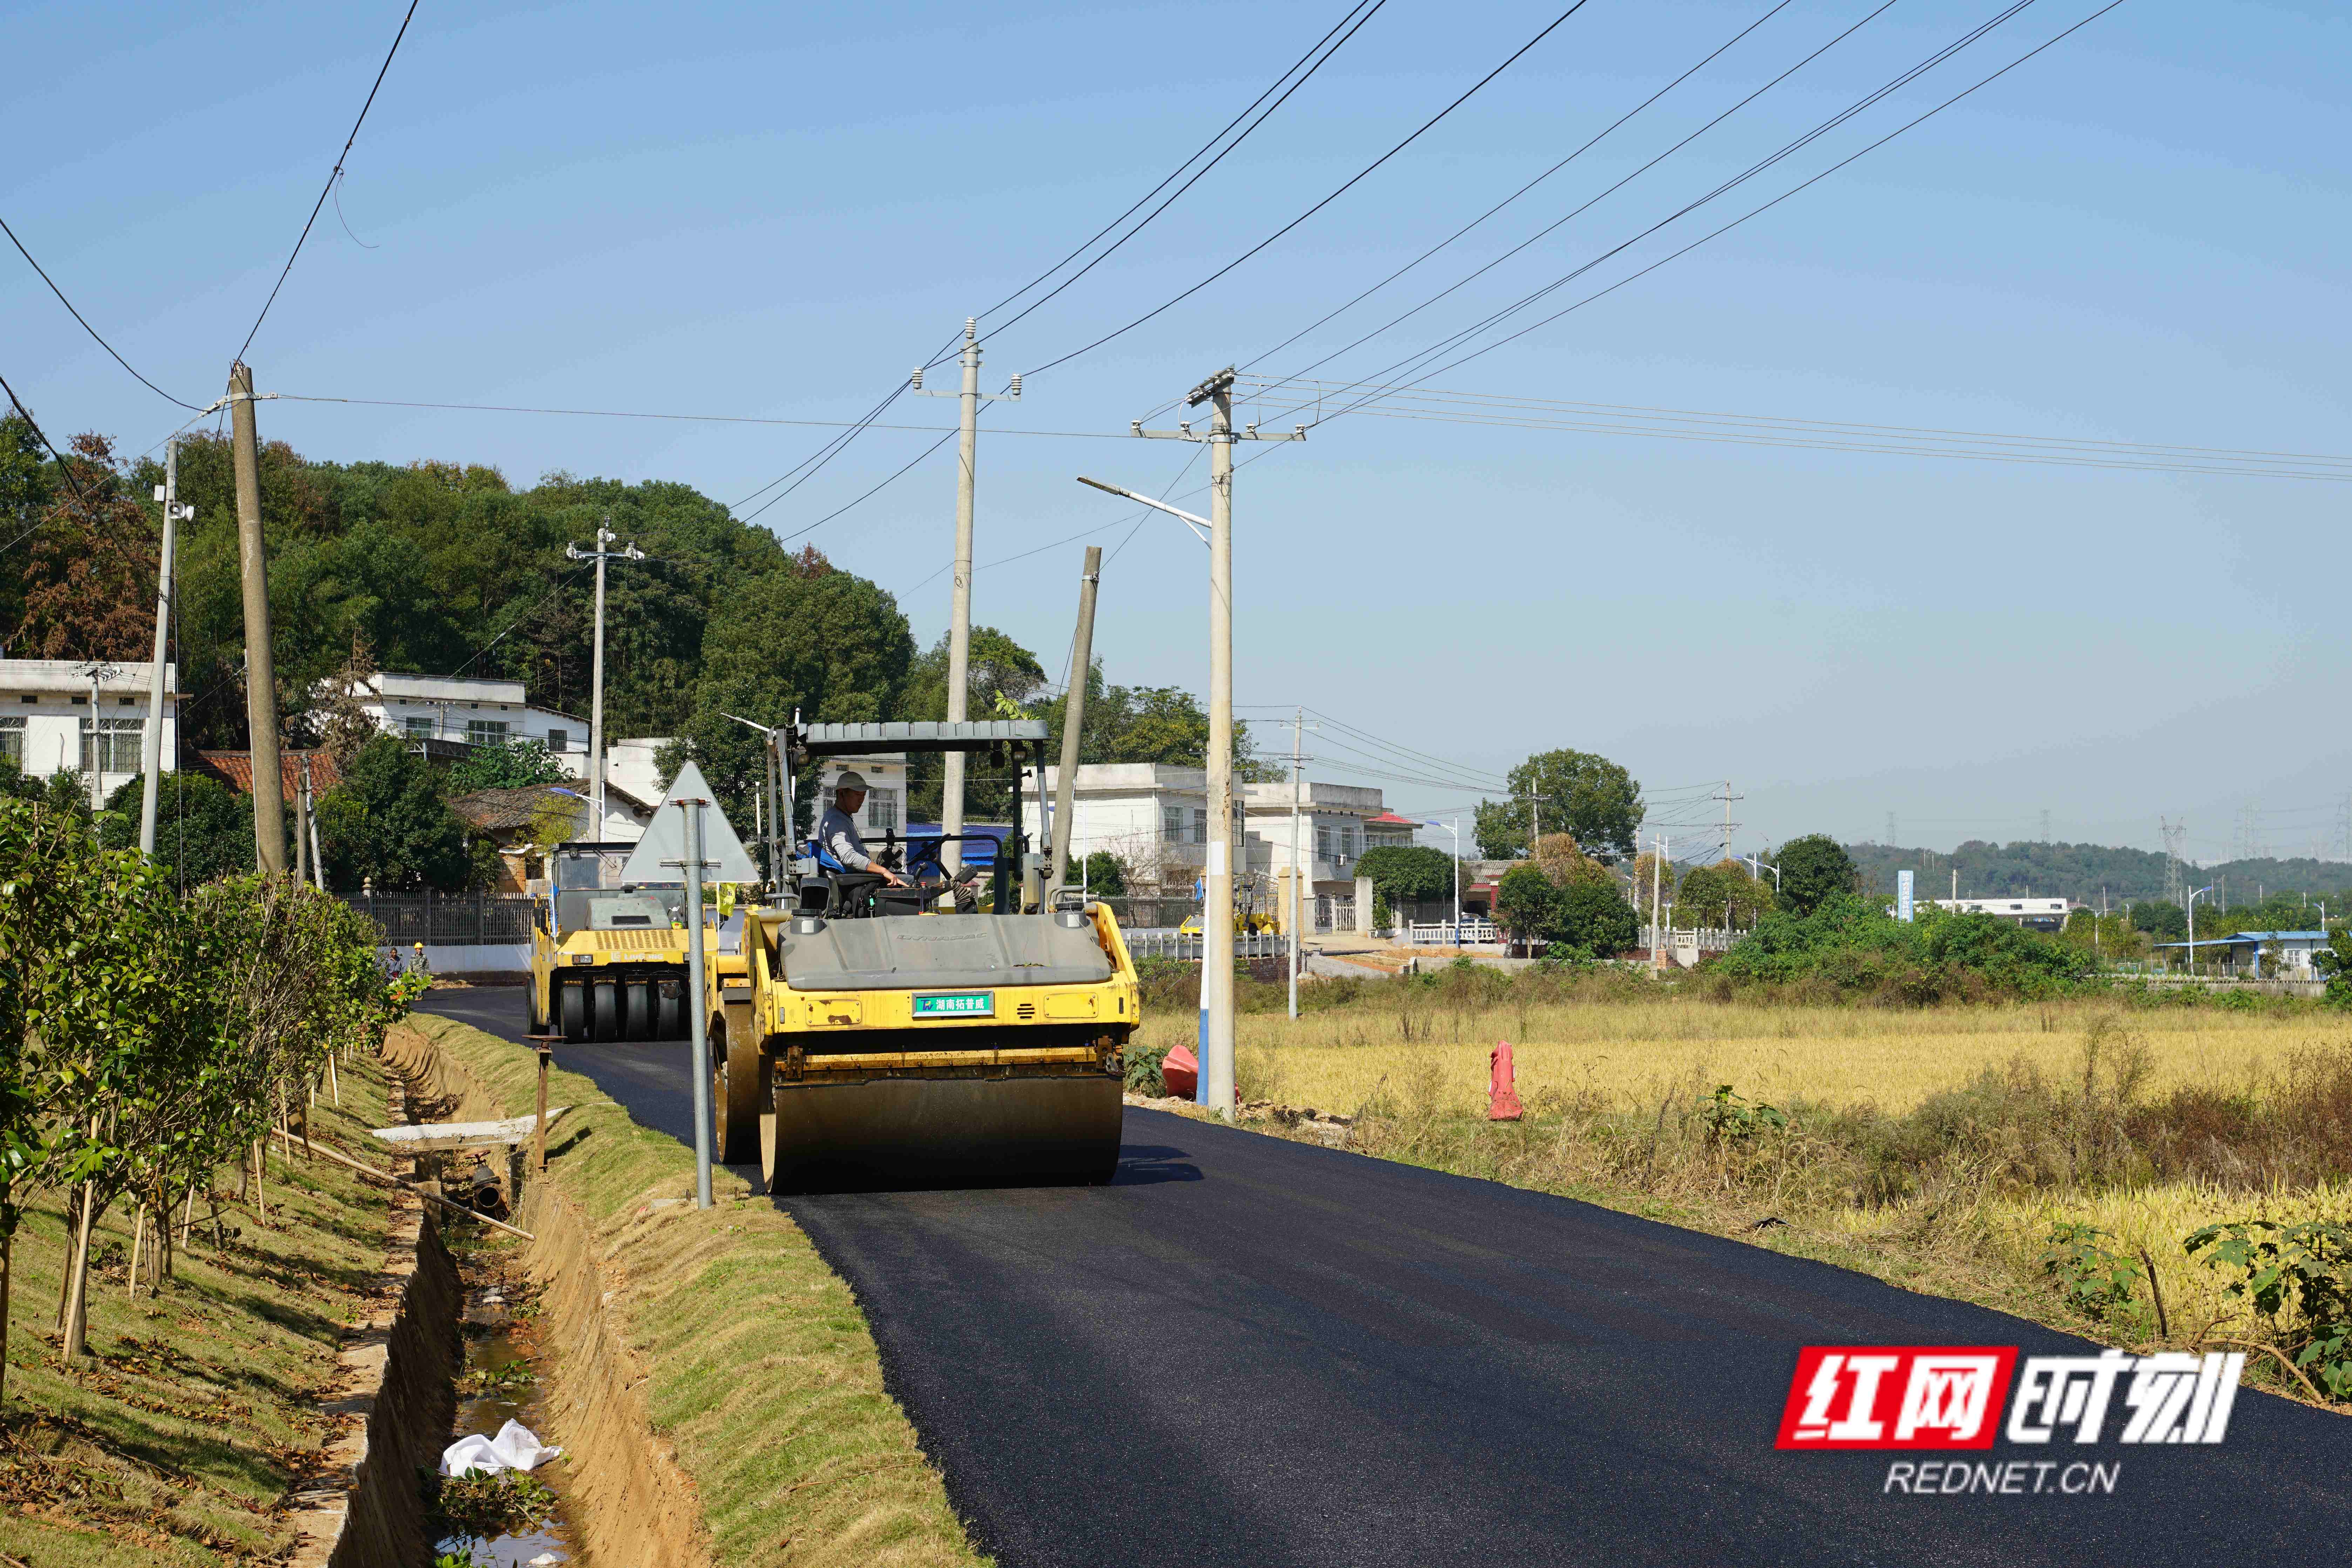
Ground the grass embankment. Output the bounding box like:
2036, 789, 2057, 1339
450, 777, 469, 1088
1140, 969, 2352, 1405
403, 1013, 988, 1568
0, 1054, 399, 1565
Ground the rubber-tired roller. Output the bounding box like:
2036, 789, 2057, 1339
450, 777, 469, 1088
705, 719, 1140, 1192
530, 850, 699, 1045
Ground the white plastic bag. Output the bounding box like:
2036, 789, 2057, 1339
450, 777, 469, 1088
440, 1418, 563, 1476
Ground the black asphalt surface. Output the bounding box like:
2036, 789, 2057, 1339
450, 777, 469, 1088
419, 988, 2352, 1567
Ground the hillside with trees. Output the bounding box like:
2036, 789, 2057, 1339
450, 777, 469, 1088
1846, 838, 2352, 908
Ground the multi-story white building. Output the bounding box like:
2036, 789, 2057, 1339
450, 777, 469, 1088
1023, 764, 1390, 895
0, 658, 181, 800
1241, 778, 1387, 894
332, 672, 590, 774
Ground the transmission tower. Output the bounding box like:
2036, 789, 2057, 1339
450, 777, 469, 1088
2339, 793, 2352, 863
2039, 809, 2052, 844
2160, 817, 2187, 906
1884, 811, 1898, 849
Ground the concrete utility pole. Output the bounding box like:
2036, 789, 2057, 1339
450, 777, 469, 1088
229, 363, 287, 874
1048, 547, 1101, 892
77, 661, 120, 811
912, 321, 1020, 872
1289, 708, 1304, 1021
139, 437, 193, 858
303, 755, 326, 889
669, 798, 716, 1209
567, 520, 643, 839
1128, 368, 1303, 1119
1651, 833, 1667, 976
1717, 781, 1742, 864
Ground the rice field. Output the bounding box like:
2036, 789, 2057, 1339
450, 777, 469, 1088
1132, 997, 2347, 1117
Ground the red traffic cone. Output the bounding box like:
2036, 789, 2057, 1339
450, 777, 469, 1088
1160, 1043, 1199, 1100
1488, 1041, 1523, 1121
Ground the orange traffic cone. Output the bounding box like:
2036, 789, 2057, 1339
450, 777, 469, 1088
1488, 1041, 1523, 1121
1160, 1043, 1199, 1100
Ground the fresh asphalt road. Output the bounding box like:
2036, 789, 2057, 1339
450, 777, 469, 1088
418, 988, 2351, 1567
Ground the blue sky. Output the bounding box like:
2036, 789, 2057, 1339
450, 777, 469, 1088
7, 0, 2347, 864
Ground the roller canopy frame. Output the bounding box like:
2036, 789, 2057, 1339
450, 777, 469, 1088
792, 719, 1049, 757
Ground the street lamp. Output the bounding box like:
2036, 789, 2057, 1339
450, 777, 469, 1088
2187, 885, 2214, 976
1421, 815, 1462, 946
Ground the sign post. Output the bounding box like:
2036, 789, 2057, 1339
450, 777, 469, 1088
1898, 869, 1916, 923
664, 798, 716, 1209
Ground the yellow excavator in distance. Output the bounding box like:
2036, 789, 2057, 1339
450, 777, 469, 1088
705, 719, 1140, 1192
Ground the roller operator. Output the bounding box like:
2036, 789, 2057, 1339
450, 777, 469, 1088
819, 771, 905, 887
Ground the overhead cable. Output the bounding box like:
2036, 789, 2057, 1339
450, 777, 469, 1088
962, 0, 1388, 361
1239, 0, 1797, 374
1296, 2, 2129, 433
235, 0, 422, 363
1023, 1, 1598, 378
1, 216, 201, 409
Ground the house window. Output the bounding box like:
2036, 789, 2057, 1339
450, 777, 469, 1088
1192, 808, 1208, 844
1162, 808, 1184, 844
1316, 824, 1333, 860
82, 715, 143, 773
865, 786, 900, 832
403, 716, 434, 739
545, 728, 568, 752
0, 716, 20, 766
467, 719, 509, 746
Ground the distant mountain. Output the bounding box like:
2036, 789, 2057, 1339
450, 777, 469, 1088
1843, 839, 2352, 911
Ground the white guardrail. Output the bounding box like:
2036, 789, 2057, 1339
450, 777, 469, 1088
1124, 930, 1292, 962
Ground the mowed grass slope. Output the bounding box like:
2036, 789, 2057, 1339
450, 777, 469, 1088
0, 1054, 398, 1566
406, 1013, 988, 1568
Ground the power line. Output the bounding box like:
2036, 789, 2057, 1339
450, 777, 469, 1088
1256, 0, 2048, 426
1238, 0, 1812, 380
768, 427, 960, 541
1, 216, 200, 410
1023, 0, 1599, 378
1238, 378, 2352, 469
969, 0, 1388, 357
1328, 400, 2348, 482
234, 0, 421, 363
1295, 1, 2127, 434
271, 390, 1132, 440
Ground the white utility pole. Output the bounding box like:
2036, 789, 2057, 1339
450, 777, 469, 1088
912, 320, 1020, 873
1127, 367, 1304, 1120
1289, 707, 1303, 1021
669, 797, 716, 1209
1715, 780, 1742, 865
77, 661, 121, 811
568, 520, 643, 840
1421, 815, 1463, 947
140, 437, 194, 857
1651, 833, 1667, 976
1048, 546, 1101, 892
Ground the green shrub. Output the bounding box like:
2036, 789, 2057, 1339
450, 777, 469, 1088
2185, 1219, 2352, 1399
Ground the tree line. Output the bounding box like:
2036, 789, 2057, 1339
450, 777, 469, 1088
3, 416, 1275, 889
0, 798, 410, 1402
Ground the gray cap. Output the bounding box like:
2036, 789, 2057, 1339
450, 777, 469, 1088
833, 770, 867, 794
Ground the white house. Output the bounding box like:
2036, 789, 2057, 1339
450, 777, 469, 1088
1022, 764, 1396, 895
334, 672, 590, 775
1241, 778, 1387, 895
0, 658, 181, 800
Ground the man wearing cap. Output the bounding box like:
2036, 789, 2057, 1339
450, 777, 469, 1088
820, 771, 904, 886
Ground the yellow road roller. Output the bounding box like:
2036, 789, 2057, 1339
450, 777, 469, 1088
708, 719, 1139, 1190
528, 843, 702, 1042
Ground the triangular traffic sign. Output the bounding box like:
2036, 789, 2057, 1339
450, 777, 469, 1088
620, 759, 764, 885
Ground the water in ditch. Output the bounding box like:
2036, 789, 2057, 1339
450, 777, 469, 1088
440, 1239, 579, 1567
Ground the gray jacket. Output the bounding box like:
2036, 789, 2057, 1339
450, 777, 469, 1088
818, 804, 873, 870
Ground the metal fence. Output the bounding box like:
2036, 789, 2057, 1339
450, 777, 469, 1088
1124, 930, 1292, 963
1096, 896, 1205, 931
342, 892, 535, 945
